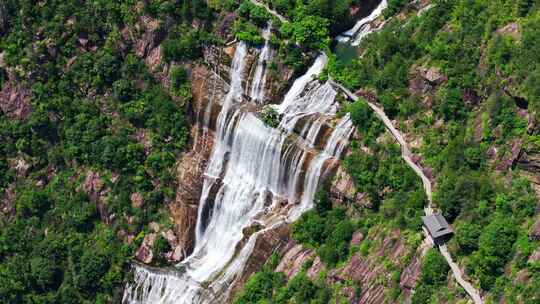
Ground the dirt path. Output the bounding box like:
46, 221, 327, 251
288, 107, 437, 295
330, 80, 483, 304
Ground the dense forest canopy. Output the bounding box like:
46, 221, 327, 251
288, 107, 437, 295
0, 0, 539, 303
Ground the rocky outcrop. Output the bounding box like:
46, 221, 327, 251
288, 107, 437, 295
168, 142, 210, 261
0, 81, 31, 120
409, 65, 447, 98
329, 230, 410, 304
329, 166, 368, 207
496, 138, 523, 170
530, 217, 540, 241
135, 232, 157, 264
130, 192, 144, 209
278, 228, 419, 304
79, 170, 112, 224
0, 185, 15, 216
275, 242, 316, 279
134, 16, 164, 59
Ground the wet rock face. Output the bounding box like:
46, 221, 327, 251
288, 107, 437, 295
167, 64, 226, 261
0, 3, 8, 36
0, 81, 31, 120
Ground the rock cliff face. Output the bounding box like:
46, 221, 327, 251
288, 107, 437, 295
268, 227, 423, 304
167, 62, 228, 261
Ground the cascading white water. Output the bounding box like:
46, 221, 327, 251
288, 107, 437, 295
249, 22, 273, 103
124, 45, 354, 304
336, 0, 388, 45
276, 54, 328, 113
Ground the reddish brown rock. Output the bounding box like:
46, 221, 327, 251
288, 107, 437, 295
306, 256, 325, 280
323, 230, 414, 304
130, 192, 144, 209
351, 231, 364, 247
422, 67, 446, 84
0, 81, 31, 120
1, 185, 15, 215
135, 232, 157, 264
134, 15, 162, 58
530, 217, 540, 241
80, 170, 111, 224
400, 253, 423, 301
330, 166, 357, 204
408, 77, 432, 95
145, 44, 162, 70
81, 171, 104, 199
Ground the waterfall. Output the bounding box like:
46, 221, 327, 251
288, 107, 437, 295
123, 47, 355, 303
276, 54, 328, 114
336, 0, 388, 45
249, 22, 273, 103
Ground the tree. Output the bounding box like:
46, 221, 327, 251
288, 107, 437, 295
282, 14, 330, 50
75, 250, 109, 292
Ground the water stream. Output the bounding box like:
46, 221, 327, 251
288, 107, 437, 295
123, 33, 354, 304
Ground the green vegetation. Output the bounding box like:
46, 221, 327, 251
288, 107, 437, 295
234, 254, 332, 304
0, 0, 218, 302
412, 249, 450, 304
293, 188, 355, 266
260, 105, 280, 128
329, 0, 540, 301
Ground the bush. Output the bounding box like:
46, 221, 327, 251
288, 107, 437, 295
412, 249, 449, 304
235, 20, 264, 45
260, 105, 280, 128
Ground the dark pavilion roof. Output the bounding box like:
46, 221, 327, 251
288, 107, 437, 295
422, 214, 454, 239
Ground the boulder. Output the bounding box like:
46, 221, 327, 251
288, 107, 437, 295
81, 171, 104, 199
496, 139, 522, 170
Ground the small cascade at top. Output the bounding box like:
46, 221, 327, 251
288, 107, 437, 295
336, 0, 388, 46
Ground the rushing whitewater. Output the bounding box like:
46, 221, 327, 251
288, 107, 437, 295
336, 0, 387, 46
124, 35, 355, 304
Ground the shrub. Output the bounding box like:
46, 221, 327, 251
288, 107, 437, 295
260, 105, 280, 128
